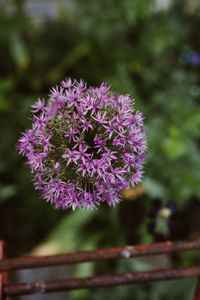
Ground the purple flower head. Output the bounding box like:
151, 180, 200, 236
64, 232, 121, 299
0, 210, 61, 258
17, 79, 147, 210
31, 98, 45, 113
189, 52, 200, 65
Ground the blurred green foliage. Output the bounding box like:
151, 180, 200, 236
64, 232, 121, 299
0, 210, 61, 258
0, 0, 200, 299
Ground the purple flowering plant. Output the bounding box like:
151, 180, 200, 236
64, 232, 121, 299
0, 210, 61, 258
18, 79, 147, 210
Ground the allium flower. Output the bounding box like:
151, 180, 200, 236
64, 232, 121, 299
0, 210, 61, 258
17, 79, 147, 210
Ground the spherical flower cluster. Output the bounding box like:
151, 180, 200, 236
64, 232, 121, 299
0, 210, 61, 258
18, 79, 147, 210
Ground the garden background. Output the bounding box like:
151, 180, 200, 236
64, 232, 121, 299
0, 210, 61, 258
0, 0, 200, 299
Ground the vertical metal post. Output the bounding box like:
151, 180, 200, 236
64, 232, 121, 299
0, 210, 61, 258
194, 278, 200, 300
0, 241, 9, 300
0, 241, 4, 300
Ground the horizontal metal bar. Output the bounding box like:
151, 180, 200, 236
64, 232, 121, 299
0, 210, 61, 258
0, 239, 200, 272
3, 266, 200, 296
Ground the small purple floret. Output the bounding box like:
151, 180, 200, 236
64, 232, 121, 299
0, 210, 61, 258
17, 79, 147, 210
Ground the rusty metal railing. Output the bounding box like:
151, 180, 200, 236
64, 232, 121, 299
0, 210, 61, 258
0, 239, 200, 299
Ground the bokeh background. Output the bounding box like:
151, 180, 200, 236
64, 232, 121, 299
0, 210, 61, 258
0, 0, 200, 299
